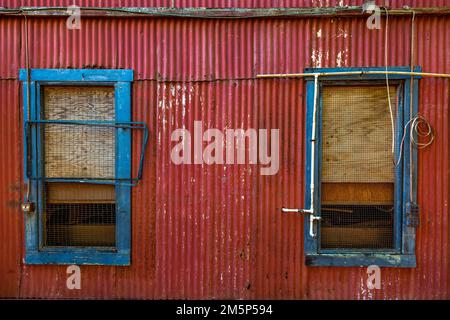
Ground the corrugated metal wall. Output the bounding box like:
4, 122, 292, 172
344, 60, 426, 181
1, 0, 449, 9
0, 1, 449, 299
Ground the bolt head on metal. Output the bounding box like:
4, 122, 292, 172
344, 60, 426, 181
21, 202, 35, 213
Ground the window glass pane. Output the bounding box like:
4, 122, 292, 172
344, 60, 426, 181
320, 85, 398, 250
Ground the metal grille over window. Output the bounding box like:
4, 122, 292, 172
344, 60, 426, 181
43, 87, 115, 179
320, 86, 398, 250
42, 87, 116, 247
44, 183, 116, 247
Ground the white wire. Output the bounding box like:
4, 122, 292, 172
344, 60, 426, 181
383, 8, 434, 168
23, 13, 31, 203
395, 114, 434, 166
409, 10, 416, 200
384, 7, 396, 156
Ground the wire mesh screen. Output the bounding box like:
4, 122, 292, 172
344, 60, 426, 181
43, 86, 116, 179
43, 124, 115, 179
320, 85, 398, 250
44, 183, 116, 247
41, 87, 117, 247
320, 205, 394, 249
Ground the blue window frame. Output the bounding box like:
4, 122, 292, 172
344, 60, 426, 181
303, 67, 420, 267
20, 69, 135, 265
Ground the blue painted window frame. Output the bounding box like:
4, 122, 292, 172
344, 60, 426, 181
303, 67, 420, 267
19, 69, 133, 265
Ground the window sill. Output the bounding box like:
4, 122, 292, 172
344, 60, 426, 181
305, 254, 416, 267
25, 250, 130, 266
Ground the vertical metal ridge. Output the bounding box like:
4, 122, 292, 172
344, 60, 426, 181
0, 81, 21, 298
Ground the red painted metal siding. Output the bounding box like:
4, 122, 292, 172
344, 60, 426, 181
0, 1, 449, 299
0, 80, 22, 298
1, 0, 449, 8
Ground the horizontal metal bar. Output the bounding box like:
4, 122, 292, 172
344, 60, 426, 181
28, 177, 140, 187
318, 249, 400, 254
27, 119, 147, 128
25, 120, 149, 187
257, 70, 450, 78
19, 68, 133, 82
306, 254, 416, 267
0, 6, 449, 18
281, 207, 303, 213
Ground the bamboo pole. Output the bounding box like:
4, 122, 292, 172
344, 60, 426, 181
256, 71, 450, 78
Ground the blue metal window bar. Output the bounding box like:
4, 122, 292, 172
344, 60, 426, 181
25, 119, 148, 187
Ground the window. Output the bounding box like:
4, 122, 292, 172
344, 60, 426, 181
20, 69, 140, 265
303, 67, 420, 267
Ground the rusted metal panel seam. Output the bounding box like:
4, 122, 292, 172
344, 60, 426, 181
1, 76, 261, 82
0, 7, 449, 18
